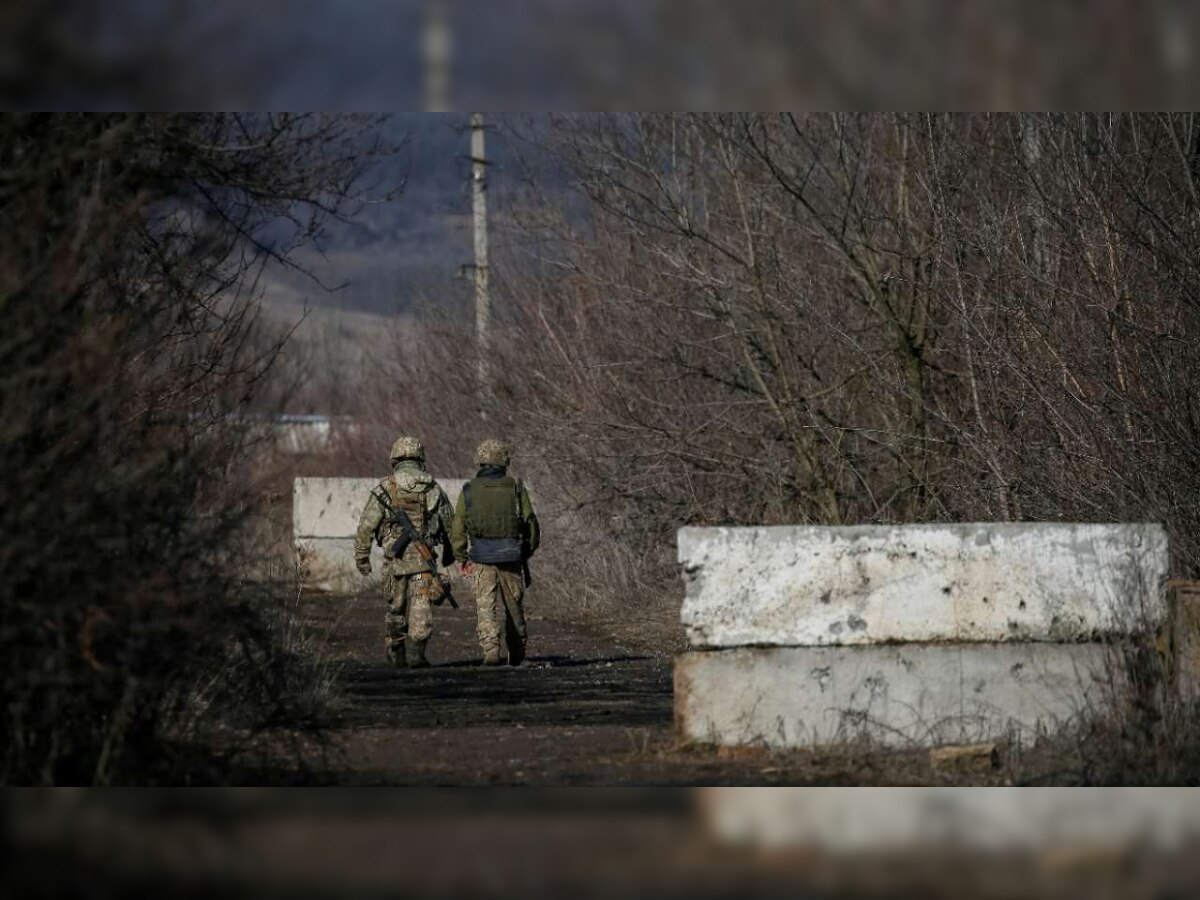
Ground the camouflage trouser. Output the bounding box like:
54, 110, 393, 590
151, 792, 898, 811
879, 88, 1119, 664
472, 563, 526, 662
383, 570, 439, 653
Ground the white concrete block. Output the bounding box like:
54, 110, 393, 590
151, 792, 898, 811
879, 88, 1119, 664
679, 524, 1168, 647
700, 788, 1200, 852
294, 478, 371, 539
295, 537, 379, 594
293, 477, 465, 540
675, 644, 1116, 749
293, 477, 464, 592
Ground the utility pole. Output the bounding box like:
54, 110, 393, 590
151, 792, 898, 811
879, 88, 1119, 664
470, 112, 491, 412
422, 0, 450, 112
423, 4, 489, 413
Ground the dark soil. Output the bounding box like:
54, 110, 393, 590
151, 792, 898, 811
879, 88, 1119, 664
274, 589, 988, 786
9, 593, 1186, 897
293, 591, 674, 784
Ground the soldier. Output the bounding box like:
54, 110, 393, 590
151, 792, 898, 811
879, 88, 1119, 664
451, 439, 540, 666
354, 435, 456, 668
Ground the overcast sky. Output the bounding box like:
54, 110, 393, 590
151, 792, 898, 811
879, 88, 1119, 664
263, 113, 497, 321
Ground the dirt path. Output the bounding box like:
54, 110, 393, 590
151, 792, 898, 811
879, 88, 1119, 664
290, 590, 1011, 786
300, 590, 689, 784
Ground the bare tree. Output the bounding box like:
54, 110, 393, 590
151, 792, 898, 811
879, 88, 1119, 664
456, 113, 1200, 636
0, 113, 396, 783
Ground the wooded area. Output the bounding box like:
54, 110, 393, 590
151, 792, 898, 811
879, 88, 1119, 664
5, 113, 1200, 783
0, 113, 391, 782
368, 114, 1200, 635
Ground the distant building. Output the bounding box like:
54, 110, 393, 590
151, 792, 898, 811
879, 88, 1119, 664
271, 414, 358, 455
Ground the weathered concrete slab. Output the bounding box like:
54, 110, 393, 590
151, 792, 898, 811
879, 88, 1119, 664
699, 788, 1200, 852
679, 523, 1168, 648
675, 643, 1116, 749
293, 477, 464, 592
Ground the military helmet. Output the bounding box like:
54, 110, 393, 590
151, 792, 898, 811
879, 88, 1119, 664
390, 435, 425, 463
474, 438, 511, 467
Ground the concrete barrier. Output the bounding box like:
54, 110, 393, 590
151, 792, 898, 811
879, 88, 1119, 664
294, 477, 464, 593
676, 522, 1170, 750
675, 643, 1112, 748
699, 788, 1200, 852
680, 523, 1168, 648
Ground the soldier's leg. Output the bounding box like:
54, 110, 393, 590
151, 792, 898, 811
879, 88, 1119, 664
473, 564, 503, 665
498, 566, 527, 666
405, 572, 437, 668
383, 574, 410, 667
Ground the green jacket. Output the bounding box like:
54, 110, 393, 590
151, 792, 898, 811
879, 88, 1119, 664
451, 470, 539, 564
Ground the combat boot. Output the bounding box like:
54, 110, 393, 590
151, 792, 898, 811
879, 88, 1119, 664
407, 638, 431, 669
482, 649, 502, 666
387, 641, 407, 669
507, 641, 526, 667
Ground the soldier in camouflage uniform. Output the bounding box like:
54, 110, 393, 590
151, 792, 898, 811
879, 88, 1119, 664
354, 436, 456, 668
451, 439, 540, 666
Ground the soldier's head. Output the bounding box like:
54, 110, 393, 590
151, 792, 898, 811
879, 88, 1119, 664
474, 438, 510, 469
390, 435, 425, 465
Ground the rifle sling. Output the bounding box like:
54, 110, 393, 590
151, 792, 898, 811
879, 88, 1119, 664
384, 501, 435, 567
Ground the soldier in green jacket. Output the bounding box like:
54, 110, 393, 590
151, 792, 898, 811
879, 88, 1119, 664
451, 439, 539, 666
354, 435, 455, 669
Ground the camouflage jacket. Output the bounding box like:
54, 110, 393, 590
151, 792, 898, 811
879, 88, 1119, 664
355, 461, 455, 576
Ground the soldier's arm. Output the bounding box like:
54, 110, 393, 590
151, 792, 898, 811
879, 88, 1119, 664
450, 491, 470, 563
354, 492, 385, 561
519, 485, 540, 556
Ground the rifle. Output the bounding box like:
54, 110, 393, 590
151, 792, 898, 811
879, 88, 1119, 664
373, 490, 459, 609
